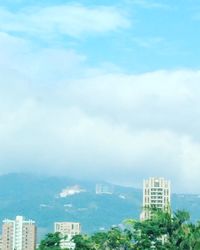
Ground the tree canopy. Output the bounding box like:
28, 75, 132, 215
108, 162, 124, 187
38, 209, 200, 250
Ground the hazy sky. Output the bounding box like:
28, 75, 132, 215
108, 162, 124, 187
0, 0, 200, 192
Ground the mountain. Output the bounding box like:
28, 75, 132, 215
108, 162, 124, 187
0, 173, 199, 241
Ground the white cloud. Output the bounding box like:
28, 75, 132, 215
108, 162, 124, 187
1, 30, 200, 193
0, 32, 86, 88
61, 70, 199, 128
0, 4, 130, 38
0, 99, 198, 193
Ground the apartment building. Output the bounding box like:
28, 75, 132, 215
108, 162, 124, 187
140, 177, 171, 220
2, 216, 36, 250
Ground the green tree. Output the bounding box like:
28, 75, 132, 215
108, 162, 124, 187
73, 234, 95, 250
104, 227, 134, 250
39, 209, 200, 250
37, 232, 68, 250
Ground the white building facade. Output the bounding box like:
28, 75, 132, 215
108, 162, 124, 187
141, 177, 171, 220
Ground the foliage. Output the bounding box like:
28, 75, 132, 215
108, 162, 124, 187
37, 232, 68, 250
38, 209, 200, 250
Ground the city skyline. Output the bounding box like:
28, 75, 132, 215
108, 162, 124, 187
0, 0, 200, 193
0, 175, 171, 249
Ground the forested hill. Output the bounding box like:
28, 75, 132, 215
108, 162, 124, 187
0, 173, 199, 240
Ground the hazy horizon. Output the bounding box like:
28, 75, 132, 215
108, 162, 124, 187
1, 0, 200, 193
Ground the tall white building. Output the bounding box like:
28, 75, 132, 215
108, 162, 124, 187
54, 222, 81, 250
140, 177, 171, 220
2, 216, 36, 250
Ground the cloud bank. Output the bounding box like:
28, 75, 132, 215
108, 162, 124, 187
0, 1, 200, 193
0, 31, 200, 192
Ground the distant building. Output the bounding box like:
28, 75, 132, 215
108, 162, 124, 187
2, 215, 36, 250
54, 222, 81, 250
140, 177, 171, 220
95, 184, 114, 194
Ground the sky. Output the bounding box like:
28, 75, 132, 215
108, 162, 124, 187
0, 0, 200, 193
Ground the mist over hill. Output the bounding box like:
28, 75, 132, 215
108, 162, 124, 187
0, 173, 199, 241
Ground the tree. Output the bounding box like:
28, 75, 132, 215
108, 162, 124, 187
37, 232, 68, 250
73, 234, 95, 250
39, 209, 200, 250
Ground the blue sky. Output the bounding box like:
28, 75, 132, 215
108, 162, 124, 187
1, 0, 200, 72
1, 0, 200, 192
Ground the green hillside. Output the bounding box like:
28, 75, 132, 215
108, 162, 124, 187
0, 173, 199, 241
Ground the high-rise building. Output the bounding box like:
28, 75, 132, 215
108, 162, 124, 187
2, 216, 36, 250
140, 177, 171, 220
54, 222, 81, 250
